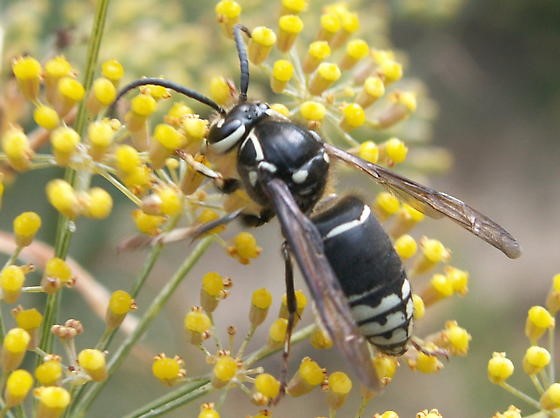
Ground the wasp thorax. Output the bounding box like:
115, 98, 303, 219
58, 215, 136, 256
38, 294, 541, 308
206, 102, 270, 153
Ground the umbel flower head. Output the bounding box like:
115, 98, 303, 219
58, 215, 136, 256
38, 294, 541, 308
0, 0, 510, 417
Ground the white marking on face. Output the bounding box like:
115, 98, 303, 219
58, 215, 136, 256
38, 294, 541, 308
292, 169, 309, 184
325, 205, 371, 240
259, 161, 277, 173
350, 294, 401, 321
210, 123, 246, 153
358, 311, 406, 336
248, 171, 258, 187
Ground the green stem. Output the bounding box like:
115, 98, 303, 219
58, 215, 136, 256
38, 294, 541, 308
71, 236, 214, 417
499, 382, 541, 410
36, 0, 111, 362
120, 324, 316, 417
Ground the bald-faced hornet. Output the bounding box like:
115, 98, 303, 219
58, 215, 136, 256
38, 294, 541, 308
114, 24, 520, 391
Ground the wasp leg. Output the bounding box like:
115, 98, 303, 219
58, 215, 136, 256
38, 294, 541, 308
271, 241, 298, 405
410, 336, 449, 360
175, 149, 241, 194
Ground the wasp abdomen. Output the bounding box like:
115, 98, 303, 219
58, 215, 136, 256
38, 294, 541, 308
312, 195, 413, 355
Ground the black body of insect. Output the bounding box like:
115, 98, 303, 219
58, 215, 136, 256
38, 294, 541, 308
114, 24, 521, 391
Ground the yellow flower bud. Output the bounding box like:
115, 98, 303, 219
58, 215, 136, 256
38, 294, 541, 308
2, 126, 33, 171
487, 352, 514, 384
394, 234, 417, 260
339, 39, 369, 70
5, 369, 33, 407
271, 59, 294, 93
254, 373, 281, 400
300, 101, 326, 123
35, 386, 71, 418
303, 41, 331, 73
184, 307, 212, 345
227, 232, 262, 264
308, 63, 341, 96
340, 103, 366, 131
248, 27, 276, 65
101, 59, 125, 84
106, 290, 135, 329
541, 383, 560, 410
523, 346, 550, 375
34, 105, 61, 130
13, 211, 41, 247
2, 328, 30, 371
326, 371, 352, 409
46, 179, 80, 219
287, 357, 324, 396
35, 358, 63, 386
250, 288, 272, 327
212, 354, 238, 388
152, 353, 185, 386
277, 15, 303, 52
12, 56, 42, 100
78, 349, 107, 382
525, 306, 555, 343
0, 265, 26, 304
356, 76, 385, 108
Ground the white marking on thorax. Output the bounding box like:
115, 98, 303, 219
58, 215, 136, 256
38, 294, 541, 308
325, 205, 371, 240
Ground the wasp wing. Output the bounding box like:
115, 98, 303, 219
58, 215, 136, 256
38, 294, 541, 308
325, 143, 521, 259
264, 178, 382, 392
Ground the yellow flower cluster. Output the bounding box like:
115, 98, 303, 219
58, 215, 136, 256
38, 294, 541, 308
489, 273, 560, 417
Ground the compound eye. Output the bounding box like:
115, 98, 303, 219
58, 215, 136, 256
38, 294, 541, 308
207, 117, 246, 153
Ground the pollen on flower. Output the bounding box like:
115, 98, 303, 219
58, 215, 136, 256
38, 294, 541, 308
57, 76, 85, 102
412, 294, 425, 319
410, 351, 443, 374
250, 288, 272, 327
340, 39, 369, 70
45, 257, 73, 283
212, 353, 238, 386
46, 179, 79, 219
374, 353, 399, 382
152, 353, 185, 386
198, 403, 221, 418
2, 328, 30, 371
317, 13, 341, 43
0, 265, 26, 304
115, 144, 142, 174
300, 101, 326, 122
271, 60, 294, 93
248, 26, 277, 65
268, 318, 288, 346
374, 191, 400, 220
357, 141, 379, 163
101, 59, 125, 83
309, 327, 333, 349
356, 76, 385, 108
421, 238, 451, 264
209, 76, 234, 106
216, 0, 242, 37
35, 358, 63, 386
227, 232, 262, 264
254, 373, 281, 399
4, 369, 34, 407
394, 234, 417, 259
44, 56, 73, 80
12, 56, 42, 100
304, 41, 331, 73
130, 93, 157, 117
270, 103, 290, 117
14, 308, 43, 332
523, 345, 550, 375
13, 211, 42, 247
326, 371, 352, 409
540, 383, 560, 410
35, 386, 71, 415
378, 59, 403, 85
525, 305, 555, 343
89, 78, 117, 112
87, 119, 115, 160
183, 116, 209, 147
34, 105, 60, 130
340, 103, 365, 131
156, 186, 183, 216
78, 349, 108, 382
2, 126, 33, 171
487, 352, 514, 384
445, 266, 469, 295
382, 137, 408, 165
202, 272, 225, 298
132, 209, 165, 235
51, 126, 80, 166
308, 62, 341, 95
440, 320, 471, 356
106, 290, 135, 329
281, 0, 308, 15
277, 15, 303, 52
185, 307, 212, 345
153, 123, 186, 150
287, 357, 324, 396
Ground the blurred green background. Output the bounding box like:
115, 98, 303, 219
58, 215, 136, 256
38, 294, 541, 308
1, 0, 559, 416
